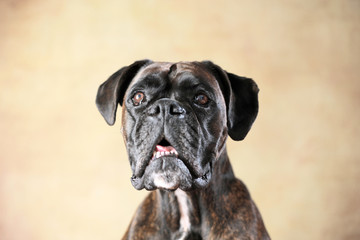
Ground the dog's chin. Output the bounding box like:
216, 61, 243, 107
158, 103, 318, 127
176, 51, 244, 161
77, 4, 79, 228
130, 157, 212, 191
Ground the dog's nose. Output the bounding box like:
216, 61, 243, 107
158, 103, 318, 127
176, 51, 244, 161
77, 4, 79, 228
148, 99, 186, 117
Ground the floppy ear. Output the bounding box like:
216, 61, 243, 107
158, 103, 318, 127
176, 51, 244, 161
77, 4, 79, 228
96, 59, 152, 125
201, 61, 259, 141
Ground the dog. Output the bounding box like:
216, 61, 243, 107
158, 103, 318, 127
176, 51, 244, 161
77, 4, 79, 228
96, 60, 270, 239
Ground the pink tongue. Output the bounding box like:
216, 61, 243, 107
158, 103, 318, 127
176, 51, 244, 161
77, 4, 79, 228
156, 145, 175, 152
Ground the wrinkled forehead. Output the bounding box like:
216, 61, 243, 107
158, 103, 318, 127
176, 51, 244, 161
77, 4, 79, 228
130, 61, 219, 88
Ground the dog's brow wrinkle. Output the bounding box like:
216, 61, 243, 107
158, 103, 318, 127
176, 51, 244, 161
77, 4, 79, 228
169, 63, 178, 77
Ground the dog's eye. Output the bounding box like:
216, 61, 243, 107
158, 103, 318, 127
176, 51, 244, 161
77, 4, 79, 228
132, 92, 145, 106
194, 93, 209, 105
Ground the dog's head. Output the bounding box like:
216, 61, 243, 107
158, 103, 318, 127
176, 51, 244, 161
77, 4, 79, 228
96, 60, 259, 191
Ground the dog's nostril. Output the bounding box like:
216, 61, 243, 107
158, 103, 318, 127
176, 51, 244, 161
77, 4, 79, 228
170, 105, 185, 115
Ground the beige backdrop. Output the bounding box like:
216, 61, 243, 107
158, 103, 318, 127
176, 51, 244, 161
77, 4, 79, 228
1, 0, 359, 239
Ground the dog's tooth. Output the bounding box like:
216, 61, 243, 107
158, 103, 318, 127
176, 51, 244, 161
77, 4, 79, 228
156, 152, 161, 159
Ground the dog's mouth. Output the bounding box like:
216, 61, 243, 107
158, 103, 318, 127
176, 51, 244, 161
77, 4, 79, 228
151, 139, 179, 161
131, 137, 212, 191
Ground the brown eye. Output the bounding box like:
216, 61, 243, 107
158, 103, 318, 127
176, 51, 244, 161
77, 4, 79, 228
132, 92, 145, 106
194, 93, 209, 105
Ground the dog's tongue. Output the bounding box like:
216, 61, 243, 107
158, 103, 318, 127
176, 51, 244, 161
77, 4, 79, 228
156, 145, 175, 152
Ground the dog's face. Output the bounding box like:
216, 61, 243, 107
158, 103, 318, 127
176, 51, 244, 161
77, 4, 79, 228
96, 60, 259, 191
122, 62, 228, 191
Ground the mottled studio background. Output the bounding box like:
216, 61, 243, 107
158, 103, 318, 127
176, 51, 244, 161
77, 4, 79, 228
0, 0, 359, 239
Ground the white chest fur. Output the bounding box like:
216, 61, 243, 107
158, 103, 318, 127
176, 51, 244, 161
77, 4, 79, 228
174, 189, 192, 239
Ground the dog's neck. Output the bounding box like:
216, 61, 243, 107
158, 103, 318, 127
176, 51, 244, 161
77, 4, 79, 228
173, 189, 192, 240
156, 149, 235, 238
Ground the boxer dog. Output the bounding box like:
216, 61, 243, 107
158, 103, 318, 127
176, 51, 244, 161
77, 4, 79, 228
96, 60, 270, 239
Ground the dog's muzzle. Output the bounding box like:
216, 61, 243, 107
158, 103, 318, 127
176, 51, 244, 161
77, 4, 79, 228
128, 99, 212, 191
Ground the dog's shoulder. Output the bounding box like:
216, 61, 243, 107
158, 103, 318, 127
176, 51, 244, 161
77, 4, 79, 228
202, 178, 270, 239
229, 178, 270, 239
122, 192, 159, 240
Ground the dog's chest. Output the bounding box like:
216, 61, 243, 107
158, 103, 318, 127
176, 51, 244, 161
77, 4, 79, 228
174, 189, 192, 239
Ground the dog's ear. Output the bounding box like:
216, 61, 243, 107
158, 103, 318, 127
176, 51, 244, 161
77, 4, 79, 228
201, 61, 259, 141
96, 59, 152, 125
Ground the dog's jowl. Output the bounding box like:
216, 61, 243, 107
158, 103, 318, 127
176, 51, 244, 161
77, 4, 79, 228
96, 60, 270, 240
